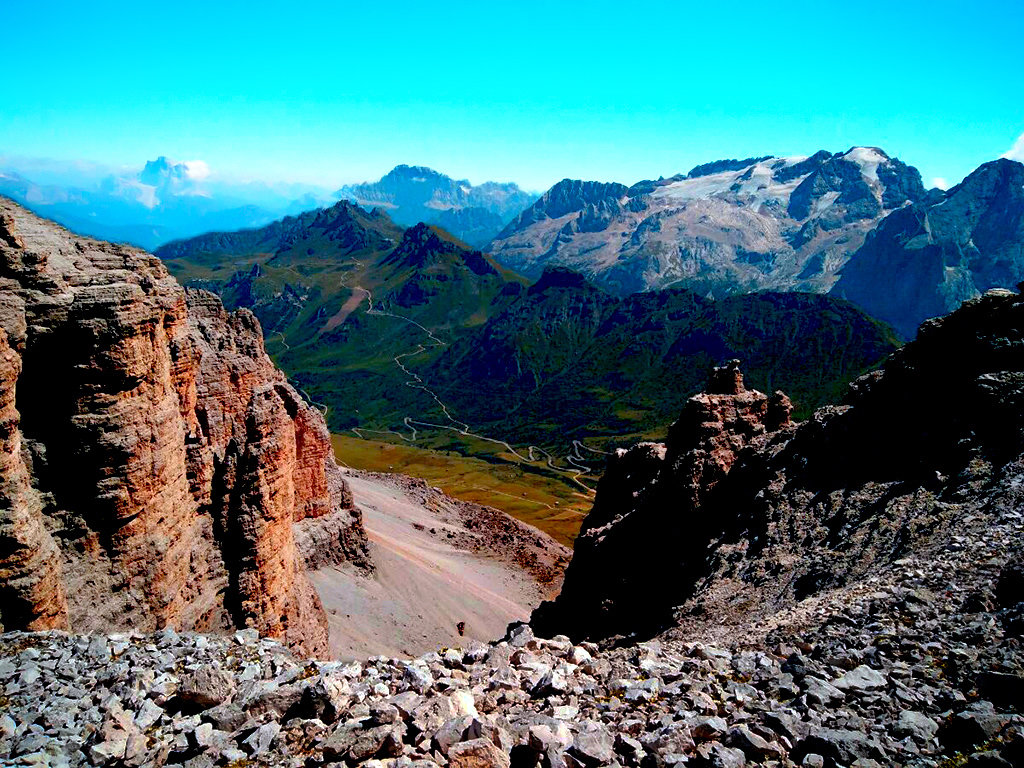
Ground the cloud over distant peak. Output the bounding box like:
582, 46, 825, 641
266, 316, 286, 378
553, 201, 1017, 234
1003, 132, 1024, 162
182, 160, 210, 181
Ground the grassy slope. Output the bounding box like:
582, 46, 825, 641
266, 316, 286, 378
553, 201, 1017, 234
427, 282, 901, 450
331, 435, 590, 547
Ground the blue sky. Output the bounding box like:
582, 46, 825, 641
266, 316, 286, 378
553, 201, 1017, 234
3, 0, 1023, 191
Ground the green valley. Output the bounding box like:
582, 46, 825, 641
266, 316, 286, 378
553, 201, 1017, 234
158, 202, 900, 540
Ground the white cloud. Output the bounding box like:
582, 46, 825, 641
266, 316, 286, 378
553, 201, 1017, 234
182, 160, 211, 181
931, 177, 949, 190
1003, 132, 1024, 162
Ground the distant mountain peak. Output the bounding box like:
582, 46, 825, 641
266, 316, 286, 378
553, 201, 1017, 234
138, 156, 210, 187
382, 164, 456, 182
834, 155, 1024, 337
498, 180, 629, 238
155, 198, 402, 260
384, 221, 497, 276
336, 165, 536, 248
489, 146, 929, 293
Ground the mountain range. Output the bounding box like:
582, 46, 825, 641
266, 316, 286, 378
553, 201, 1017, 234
156, 200, 898, 466
12, 149, 1024, 341
3, 196, 1024, 768
337, 164, 536, 247
485, 149, 1024, 339
487, 147, 932, 295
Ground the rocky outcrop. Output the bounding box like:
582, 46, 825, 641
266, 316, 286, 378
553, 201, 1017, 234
382, 223, 497, 277
0, 327, 67, 631
532, 361, 794, 640
833, 157, 1024, 338
0, 197, 370, 656
534, 285, 1024, 645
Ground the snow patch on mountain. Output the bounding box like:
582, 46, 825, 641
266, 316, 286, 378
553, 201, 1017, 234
652, 156, 811, 212
842, 146, 888, 182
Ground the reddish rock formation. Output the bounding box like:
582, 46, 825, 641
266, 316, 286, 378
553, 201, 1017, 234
661, 359, 792, 514
0, 327, 68, 631
0, 198, 369, 656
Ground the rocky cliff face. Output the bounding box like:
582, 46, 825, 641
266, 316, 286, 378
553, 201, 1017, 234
535, 285, 1024, 643
0, 198, 370, 656
496, 180, 631, 238
833, 158, 1024, 338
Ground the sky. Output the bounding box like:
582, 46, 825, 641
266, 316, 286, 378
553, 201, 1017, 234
3, 0, 1023, 192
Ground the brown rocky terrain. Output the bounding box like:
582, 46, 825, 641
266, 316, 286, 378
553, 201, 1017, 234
0, 197, 370, 657
532, 360, 795, 640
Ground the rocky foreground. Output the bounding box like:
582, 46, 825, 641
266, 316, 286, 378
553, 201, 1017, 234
1, 406, 1023, 768
2, 489, 1022, 768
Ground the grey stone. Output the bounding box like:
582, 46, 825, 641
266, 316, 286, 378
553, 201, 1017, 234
894, 710, 938, 742
570, 721, 615, 765
242, 721, 280, 756
177, 666, 237, 710
833, 665, 887, 693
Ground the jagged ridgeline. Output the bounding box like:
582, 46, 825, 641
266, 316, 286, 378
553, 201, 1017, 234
489, 151, 1024, 341
488, 148, 932, 297
157, 202, 898, 456
534, 286, 1024, 642
336, 164, 537, 248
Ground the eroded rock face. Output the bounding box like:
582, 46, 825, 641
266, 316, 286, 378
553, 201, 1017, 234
532, 360, 793, 640
0, 198, 369, 655
0, 327, 67, 631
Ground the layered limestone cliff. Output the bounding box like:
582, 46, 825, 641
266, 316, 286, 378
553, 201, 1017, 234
0, 198, 369, 656
833, 157, 1024, 338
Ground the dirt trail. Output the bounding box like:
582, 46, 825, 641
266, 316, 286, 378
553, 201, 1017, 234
309, 472, 565, 659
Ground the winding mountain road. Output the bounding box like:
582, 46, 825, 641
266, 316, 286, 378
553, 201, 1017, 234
329, 266, 607, 493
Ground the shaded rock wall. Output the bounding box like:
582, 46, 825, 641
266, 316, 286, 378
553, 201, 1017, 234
0, 198, 369, 656
532, 361, 793, 640
534, 287, 1024, 645
834, 158, 1024, 338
